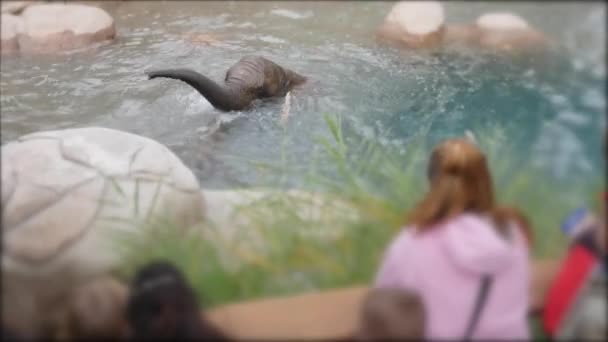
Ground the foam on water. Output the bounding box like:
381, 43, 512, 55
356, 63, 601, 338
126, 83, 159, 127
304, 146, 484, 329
270, 8, 313, 20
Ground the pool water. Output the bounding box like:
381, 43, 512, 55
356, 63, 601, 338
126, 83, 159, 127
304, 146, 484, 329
1, 1, 605, 188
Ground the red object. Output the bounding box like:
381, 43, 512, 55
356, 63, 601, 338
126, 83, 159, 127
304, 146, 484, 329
542, 244, 598, 336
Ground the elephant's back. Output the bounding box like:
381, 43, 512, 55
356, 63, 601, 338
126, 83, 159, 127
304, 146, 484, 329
225, 55, 267, 91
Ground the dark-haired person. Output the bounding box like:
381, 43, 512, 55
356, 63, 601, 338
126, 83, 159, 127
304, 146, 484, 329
356, 287, 425, 340
126, 261, 229, 341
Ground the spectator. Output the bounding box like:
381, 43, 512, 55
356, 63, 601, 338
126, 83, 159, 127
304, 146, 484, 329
126, 261, 229, 341
542, 131, 607, 340
62, 276, 130, 340
374, 138, 531, 340
356, 287, 425, 340
1, 325, 31, 342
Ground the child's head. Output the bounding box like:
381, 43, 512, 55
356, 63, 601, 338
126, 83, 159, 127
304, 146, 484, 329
65, 276, 130, 340
357, 288, 425, 340
126, 260, 228, 340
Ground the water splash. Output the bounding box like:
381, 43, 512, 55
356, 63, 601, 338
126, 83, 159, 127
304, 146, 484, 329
280, 92, 292, 128
270, 9, 313, 20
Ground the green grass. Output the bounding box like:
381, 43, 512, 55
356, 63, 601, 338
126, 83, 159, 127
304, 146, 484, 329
112, 113, 600, 325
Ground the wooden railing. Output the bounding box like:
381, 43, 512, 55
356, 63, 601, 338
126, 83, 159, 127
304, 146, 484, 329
206, 259, 562, 340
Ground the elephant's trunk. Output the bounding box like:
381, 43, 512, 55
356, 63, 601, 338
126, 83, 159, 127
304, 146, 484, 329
147, 69, 246, 112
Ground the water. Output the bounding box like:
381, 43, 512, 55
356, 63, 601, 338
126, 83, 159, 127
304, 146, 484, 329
1, 1, 605, 188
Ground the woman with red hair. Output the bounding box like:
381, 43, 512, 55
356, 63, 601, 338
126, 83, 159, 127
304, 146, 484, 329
374, 138, 531, 340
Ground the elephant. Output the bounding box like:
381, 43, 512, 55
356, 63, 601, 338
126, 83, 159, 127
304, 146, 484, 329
147, 55, 307, 112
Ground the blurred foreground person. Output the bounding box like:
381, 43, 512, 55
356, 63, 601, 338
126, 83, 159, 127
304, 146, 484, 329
356, 287, 425, 341
3, 277, 129, 341
60, 276, 130, 340
374, 138, 531, 340
1, 325, 32, 342
126, 261, 229, 341
542, 132, 607, 340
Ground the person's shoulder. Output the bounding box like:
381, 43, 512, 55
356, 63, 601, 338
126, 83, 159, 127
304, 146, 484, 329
385, 227, 417, 253
395, 226, 419, 242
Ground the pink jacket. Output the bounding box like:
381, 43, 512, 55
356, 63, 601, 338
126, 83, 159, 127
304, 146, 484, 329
374, 213, 530, 340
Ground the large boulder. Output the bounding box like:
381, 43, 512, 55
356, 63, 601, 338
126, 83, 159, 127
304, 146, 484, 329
377, 1, 446, 49
0, 13, 24, 54
0, 1, 38, 15
1, 127, 204, 336
476, 12, 548, 51
201, 189, 358, 242
443, 23, 483, 47
17, 3, 116, 53
200, 189, 360, 272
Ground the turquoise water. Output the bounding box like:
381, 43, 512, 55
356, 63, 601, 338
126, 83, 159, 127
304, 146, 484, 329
1, 1, 605, 188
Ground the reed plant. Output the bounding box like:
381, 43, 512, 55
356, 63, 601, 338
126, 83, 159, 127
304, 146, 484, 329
113, 114, 599, 310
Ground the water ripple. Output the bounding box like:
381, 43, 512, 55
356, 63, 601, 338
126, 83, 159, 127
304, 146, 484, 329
0, 1, 604, 186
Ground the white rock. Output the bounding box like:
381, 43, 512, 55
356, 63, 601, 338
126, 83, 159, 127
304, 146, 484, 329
18, 3, 116, 53
1, 14, 24, 54
476, 12, 547, 51
443, 23, 482, 47
1, 127, 204, 336
377, 1, 446, 49
386, 1, 445, 35
477, 12, 530, 31
199, 189, 359, 271
1, 1, 38, 15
